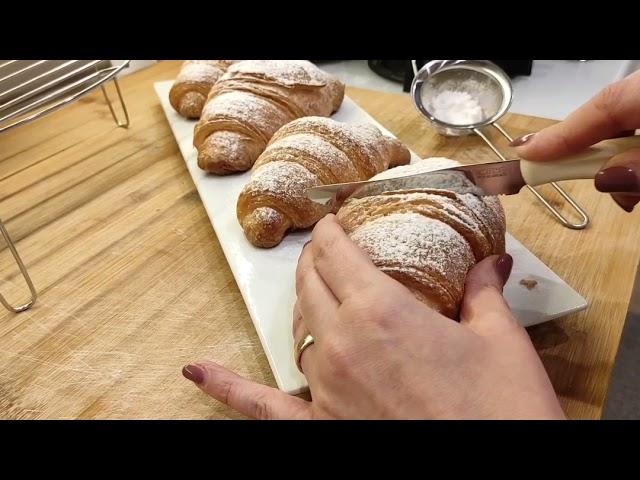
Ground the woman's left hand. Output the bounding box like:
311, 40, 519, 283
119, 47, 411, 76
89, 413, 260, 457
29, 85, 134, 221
182, 214, 565, 419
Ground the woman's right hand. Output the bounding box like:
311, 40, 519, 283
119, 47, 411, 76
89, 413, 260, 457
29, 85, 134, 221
510, 70, 640, 212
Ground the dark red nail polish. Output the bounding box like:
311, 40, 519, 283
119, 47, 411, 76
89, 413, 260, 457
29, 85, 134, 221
182, 364, 205, 385
612, 194, 640, 213
509, 133, 535, 147
495, 254, 513, 286
595, 166, 640, 193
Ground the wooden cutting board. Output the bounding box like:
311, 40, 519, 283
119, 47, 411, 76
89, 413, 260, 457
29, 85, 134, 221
1, 60, 638, 419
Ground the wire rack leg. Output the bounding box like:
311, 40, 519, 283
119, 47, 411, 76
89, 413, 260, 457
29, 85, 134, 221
0, 220, 37, 313
100, 77, 130, 128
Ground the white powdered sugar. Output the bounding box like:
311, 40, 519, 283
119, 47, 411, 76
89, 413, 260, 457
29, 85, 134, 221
289, 117, 384, 148
347, 125, 388, 166
371, 157, 461, 181
251, 206, 281, 224
429, 90, 485, 126
308, 117, 387, 168
266, 133, 359, 180
202, 90, 276, 125
205, 130, 244, 159
351, 212, 474, 286
225, 60, 329, 87
249, 161, 320, 197
369, 157, 483, 196
371, 157, 504, 239
329, 122, 385, 169
340, 123, 384, 148
269, 133, 345, 165
267, 117, 391, 178
338, 157, 506, 315
177, 60, 232, 84
340, 157, 506, 287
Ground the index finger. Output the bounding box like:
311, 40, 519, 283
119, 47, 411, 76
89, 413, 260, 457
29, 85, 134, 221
514, 70, 640, 161
310, 214, 390, 302
183, 361, 311, 419
294, 244, 339, 339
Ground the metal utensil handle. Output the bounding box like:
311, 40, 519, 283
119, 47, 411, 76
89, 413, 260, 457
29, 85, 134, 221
473, 124, 590, 230
0, 219, 37, 313
411, 60, 420, 77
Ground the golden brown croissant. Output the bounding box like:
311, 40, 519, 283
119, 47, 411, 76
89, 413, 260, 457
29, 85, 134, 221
193, 60, 345, 175
237, 116, 411, 248
336, 158, 506, 320
169, 61, 236, 119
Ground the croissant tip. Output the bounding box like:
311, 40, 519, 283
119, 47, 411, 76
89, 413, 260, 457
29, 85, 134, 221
178, 92, 206, 119
195, 130, 259, 174
197, 157, 245, 175
241, 207, 291, 248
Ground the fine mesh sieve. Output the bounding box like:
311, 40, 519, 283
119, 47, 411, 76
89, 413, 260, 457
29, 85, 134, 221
410, 60, 589, 230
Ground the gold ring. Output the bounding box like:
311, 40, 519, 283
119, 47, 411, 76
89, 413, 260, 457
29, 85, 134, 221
295, 334, 315, 373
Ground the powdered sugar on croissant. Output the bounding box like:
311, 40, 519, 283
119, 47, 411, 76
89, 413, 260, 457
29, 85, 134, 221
237, 117, 411, 248
337, 157, 506, 319
194, 60, 345, 175
169, 61, 236, 119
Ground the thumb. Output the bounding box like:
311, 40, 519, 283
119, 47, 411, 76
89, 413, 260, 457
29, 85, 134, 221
594, 147, 640, 212
460, 254, 520, 336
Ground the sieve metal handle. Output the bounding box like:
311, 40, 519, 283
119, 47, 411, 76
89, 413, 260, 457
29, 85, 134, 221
411, 60, 419, 77
474, 124, 590, 230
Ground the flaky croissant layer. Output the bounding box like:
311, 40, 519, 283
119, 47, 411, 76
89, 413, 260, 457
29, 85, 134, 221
337, 158, 506, 320
169, 60, 236, 119
237, 116, 411, 248
194, 60, 345, 175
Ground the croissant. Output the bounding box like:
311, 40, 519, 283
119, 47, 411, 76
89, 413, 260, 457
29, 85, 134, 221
336, 158, 506, 320
193, 60, 345, 175
169, 60, 236, 119
237, 116, 411, 248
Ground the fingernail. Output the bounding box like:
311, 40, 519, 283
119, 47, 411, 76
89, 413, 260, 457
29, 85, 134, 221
495, 254, 513, 286
595, 166, 640, 193
182, 364, 205, 385
612, 194, 640, 213
509, 133, 535, 147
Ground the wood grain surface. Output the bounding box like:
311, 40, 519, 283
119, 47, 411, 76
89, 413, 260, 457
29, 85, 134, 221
1, 60, 638, 419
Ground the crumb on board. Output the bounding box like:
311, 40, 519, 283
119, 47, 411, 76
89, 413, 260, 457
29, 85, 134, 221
519, 278, 538, 290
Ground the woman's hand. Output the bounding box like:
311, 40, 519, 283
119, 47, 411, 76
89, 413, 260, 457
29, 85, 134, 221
510, 70, 640, 212
182, 215, 565, 419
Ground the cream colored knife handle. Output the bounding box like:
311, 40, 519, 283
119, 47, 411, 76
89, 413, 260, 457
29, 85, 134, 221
520, 136, 640, 186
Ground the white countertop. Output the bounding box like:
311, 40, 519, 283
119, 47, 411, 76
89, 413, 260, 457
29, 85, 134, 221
122, 60, 640, 121
318, 60, 640, 121
510, 60, 639, 120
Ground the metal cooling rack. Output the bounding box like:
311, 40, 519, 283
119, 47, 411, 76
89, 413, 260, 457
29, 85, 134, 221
0, 60, 131, 313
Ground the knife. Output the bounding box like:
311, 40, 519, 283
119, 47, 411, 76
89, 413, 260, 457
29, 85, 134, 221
306, 136, 640, 205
